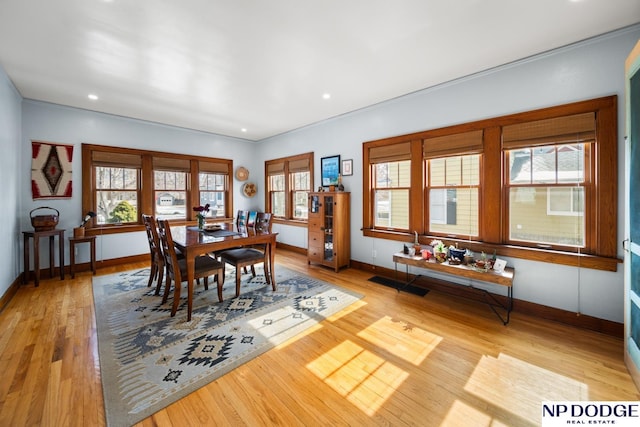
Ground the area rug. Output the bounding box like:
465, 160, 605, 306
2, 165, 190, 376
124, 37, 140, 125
93, 266, 363, 427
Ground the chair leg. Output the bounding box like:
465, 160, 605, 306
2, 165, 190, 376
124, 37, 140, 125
216, 271, 223, 302
154, 260, 165, 296
147, 261, 157, 287
204, 276, 209, 290
171, 281, 181, 317
162, 276, 172, 304
235, 267, 242, 297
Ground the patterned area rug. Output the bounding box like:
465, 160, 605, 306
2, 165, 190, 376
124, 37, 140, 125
93, 266, 363, 427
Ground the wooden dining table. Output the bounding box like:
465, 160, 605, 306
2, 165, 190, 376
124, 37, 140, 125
170, 223, 278, 321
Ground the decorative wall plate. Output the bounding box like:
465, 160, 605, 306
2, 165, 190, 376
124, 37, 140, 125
242, 182, 257, 197
235, 166, 249, 181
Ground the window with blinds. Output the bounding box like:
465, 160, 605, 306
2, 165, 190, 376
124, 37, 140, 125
368, 141, 411, 231
265, 152, 313, 221
424, 130, 482, 238
82, 144, 232, 229
92, 151, 142, 225
362, 96, 617, 269
503, 112, 594, 249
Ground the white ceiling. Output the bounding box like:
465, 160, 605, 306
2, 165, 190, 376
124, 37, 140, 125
1, 1, 639, 141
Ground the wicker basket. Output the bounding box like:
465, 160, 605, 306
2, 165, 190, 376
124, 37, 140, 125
30, 207, 59, 231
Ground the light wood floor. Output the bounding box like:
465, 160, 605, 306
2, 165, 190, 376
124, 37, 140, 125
1, 250, 638, 426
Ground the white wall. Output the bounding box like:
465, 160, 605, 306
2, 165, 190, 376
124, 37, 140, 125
0, 65, 22, 298
256, 25, 640, 323
13, 25, 640, 323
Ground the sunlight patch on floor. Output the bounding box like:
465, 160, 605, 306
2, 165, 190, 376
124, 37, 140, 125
306, 340, 409, 416
357, 315, 442, 365
442, 400, 509, 427
464, 353, 588, 424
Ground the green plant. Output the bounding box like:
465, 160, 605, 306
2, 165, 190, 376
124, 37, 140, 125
109, 201, 136, 223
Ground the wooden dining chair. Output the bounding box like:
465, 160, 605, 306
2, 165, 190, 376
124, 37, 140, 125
236, 210, 248, 227
219, 213, 275, 297
141, 214, 165, 295
157, 219, 226, 317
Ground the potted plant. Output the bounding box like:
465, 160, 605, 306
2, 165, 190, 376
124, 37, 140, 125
430, 239, 447, 263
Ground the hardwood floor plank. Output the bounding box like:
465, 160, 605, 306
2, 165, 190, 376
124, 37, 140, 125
1, 250, 639, 426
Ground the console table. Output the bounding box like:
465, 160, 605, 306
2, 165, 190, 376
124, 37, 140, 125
69, 235, 97, 278
393, 252, 514, 324
23, 229, 65, 286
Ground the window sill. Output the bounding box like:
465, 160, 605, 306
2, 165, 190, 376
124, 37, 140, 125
272, 218, 308, 227
363, 228, 621, 272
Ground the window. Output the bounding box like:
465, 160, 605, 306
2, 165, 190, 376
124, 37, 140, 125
428, 155, 480, 237
367, 141, 412, 231
265, 152, 313, 222
362, 96, 618, 271
82, 144, 232, 232
95, 166, 139, 225
199, 160, 230, 219
373, 161, 410, 230
503, 112, 594, 250
199, 173, 227, 218
154, 170, 187, 220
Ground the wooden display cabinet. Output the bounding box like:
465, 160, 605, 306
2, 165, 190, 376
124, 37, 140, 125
307, 191, 350, 272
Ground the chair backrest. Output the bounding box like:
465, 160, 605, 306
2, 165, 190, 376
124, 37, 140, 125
236, 210, 248, 227
255, 212, 273, 232
142, 214, 161, 259
246, 211, 257, 227
157, 219, 182, 284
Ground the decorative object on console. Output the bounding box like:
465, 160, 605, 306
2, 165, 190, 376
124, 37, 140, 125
193, 203, 210, 229
493, 258, 507, 273
30, 206, 59, 231
75, 211, 96, 237
430, 239, 447, 263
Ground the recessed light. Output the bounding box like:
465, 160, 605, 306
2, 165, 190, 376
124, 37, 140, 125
88, 94, 99, 101
241, 128, 247, 133
322, 93, 331, 100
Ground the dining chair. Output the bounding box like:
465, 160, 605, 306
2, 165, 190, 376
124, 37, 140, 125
218, 213, 275, 297
254, 212, 273, 232
246, 211, 257, 228
236, 210, 248, 227
218, 245, 273, 298
141, 214, 165, 295
157, 219, 226, 317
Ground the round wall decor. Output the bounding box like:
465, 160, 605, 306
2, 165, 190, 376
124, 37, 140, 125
242, 182, 257, 198
235, 166, 249, 181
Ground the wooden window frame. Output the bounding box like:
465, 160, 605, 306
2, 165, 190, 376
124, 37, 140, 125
363, 95, 619, 271
81, 144, 233, 235
264, 152, 314, 225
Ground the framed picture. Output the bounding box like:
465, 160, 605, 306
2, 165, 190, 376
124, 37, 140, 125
321, 155, 341, 186
342, 159, 353, 176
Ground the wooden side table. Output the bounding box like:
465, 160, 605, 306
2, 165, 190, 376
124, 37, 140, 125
22, 229, 65, 287
69, 235, 97, 279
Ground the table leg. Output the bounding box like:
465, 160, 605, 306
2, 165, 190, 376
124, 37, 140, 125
90, 238, 96, 275
70, 241, 76, 279
49, 236, 55, 279
34, 235, 40, 287
59, 232, 64, 280
23, 234, 29, 284
268, 240, 277, 291
186, 254, 195, 322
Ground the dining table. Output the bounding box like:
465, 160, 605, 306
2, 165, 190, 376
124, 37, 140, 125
170, 223, 278, 321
